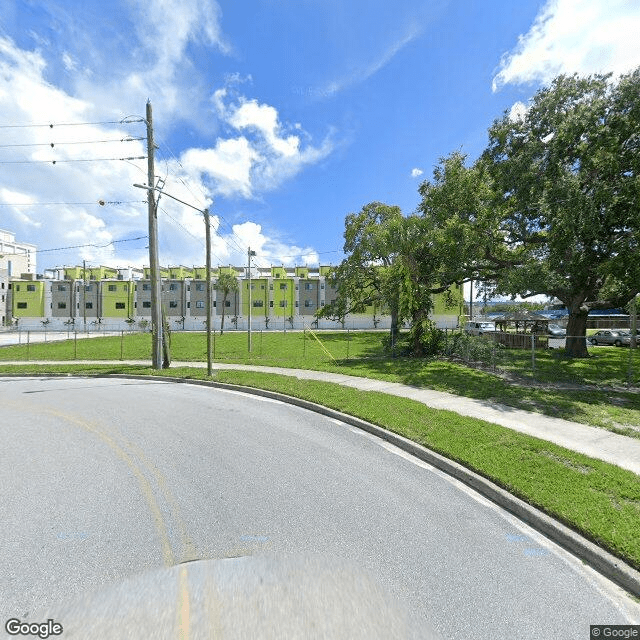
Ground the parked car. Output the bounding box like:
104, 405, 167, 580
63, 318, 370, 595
532, 322, 566, 337
547, 324, 566, 337
464, 321, 496, 336
589, 330, 632, 347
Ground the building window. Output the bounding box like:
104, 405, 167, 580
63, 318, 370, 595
213, 301, 217, 307
253, 300, 263, 307
280, 283, 287, 290
279, 300, 287, 307
225, 300, 231, 307
27, 284, 36, 292
85, 284, 93, 291
115, 302, 126, 310
14, 285, 19, 291
17, 302, 27, 309
169, 283, 177, 291
169, 301, 178, 308
142, 283, 150, 291
305, 283, 314, 290
304, 300, 313, 308
196, 283, 204, 291
58, 284, 67, 291
196, 300, 205, 309
58, 302, 66, 309
108, 284, 117, 292
86, 302, 93, 309
143, 301, 151, 308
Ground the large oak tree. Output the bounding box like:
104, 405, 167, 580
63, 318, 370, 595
482, 70, 640, 356
417, 70, 640, 357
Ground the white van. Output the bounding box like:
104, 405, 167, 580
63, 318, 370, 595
464, 321, 496, 336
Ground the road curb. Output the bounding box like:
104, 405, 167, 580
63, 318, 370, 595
155, 375, 640, 599
7, 371, 640, 598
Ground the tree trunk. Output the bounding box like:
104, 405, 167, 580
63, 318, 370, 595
565, 306, 589, 358
220, 294, 227, 335
409, 310, 428, 357
389, 307, 399, 343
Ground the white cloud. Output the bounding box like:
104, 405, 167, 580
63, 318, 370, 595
229, 100, 300, 158
230, 222, 319, 268
508, 101, 528, 122
0, 4, 330, 271
493, 0, 640, 91
410, 168, 423, 178
61, 52, 77, 72
179, 139, 260, 199
323, 24, 422, 96
192, 87, 334, 197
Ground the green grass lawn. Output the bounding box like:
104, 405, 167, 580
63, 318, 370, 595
2, 330, 638, 437
5, 328, 634, 435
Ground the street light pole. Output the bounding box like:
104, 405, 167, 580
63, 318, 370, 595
247, 247, 256, 352
133, 181, 214, 374
205, 208, 212, 376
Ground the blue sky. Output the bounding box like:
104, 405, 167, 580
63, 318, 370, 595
1, 0, 639, 273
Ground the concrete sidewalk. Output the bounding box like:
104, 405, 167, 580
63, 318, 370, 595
2, 359, 640, 476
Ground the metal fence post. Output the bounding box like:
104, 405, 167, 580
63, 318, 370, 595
531, 333, 536, 380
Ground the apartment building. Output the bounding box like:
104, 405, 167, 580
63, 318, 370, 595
10, 264, 464, 330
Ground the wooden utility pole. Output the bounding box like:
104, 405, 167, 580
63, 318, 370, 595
146, 100, 163, 369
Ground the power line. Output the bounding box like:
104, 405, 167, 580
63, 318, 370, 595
34, 236, 148, 254
0, 200, 144, 207
0, 119, 145, 129
154, 137, 248, 256
0, 155, 147, 165
0, 137, 145, 148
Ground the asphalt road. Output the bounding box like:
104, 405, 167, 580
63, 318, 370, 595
1, 377, 638, 639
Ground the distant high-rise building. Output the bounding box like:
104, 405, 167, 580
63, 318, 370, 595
0, 229, 37, 326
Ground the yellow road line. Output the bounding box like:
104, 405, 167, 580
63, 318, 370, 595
123, 437, 199, 563
45, 406, 176, 566
177, 564, 191, 640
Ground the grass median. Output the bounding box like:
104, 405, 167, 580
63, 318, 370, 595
0, 361, 638, 572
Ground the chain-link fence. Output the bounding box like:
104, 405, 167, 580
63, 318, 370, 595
438, 330, 640, 387
1, 327, 638, 387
